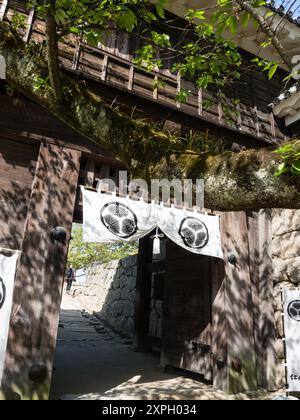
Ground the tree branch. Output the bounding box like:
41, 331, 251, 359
236, 0, 292, 70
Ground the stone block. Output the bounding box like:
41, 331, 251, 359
123, 301, 134, 318
273, 282, 297, 310
272, 232, 300, 260
273, 257, 300, 285
275, 310, 284, 338
275, 338, 285, 360
112, 275, 120, 289
122, 255, 136, 270
276, 360, 286, 390
272, 209, 300, 237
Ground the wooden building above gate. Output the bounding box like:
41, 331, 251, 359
0, 0, 290, 148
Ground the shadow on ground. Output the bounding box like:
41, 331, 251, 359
49, 300, 179, 400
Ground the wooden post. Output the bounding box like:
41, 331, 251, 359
211, 257, 227, 391
221, 212, 257, 393
84, 159, 95, 188
258, 209, 276, 391
246, 211, 262, 387
0, 143, 81, 400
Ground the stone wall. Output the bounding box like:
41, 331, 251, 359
272, 209, 300, 389
75, 255, 137, 338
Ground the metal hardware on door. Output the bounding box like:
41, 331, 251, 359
191, 342, 211, 355
29, 363, 48, 384
50, 226, 67, 244
216, 359, 225, 369
228, 253, 237, 266
231, 358, 242, 374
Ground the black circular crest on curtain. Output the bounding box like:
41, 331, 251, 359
288, 300, 300, 322
0, 277, 6, 310
100, 202, 138, 239
178, 217, 209, 249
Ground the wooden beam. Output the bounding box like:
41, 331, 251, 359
0, 143, 81, 400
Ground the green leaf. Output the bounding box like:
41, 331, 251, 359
155, 3, 165, 19
188, 10, 206, 20
268, 63, 278, 79
292, 160, 300, 173
145, 12, 157, 22
54, 8, 68, 25
276, 144, 295, 155
69, 27, 81, 35
226, 16, 238, 34
241, 12, 250, 28
117, 9, 137, 32
265, 11, 275, 18
275, 162, 289, 177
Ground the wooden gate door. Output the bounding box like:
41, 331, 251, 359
161, 241, 213, 381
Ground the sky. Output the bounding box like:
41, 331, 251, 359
275, 0, 300, 17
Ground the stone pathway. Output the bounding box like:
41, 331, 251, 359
49, 292, 178, 400
50, 293, 284, 401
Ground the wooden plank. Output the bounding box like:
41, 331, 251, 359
97, 164, 110, 191
84, 159, 95, 188
72, 38, 81, 71
211, 256, 227, 391
258, 209, 276, 391
153, 74, 158, 101
23, 7, 35, 43
198, 89, 203, 117
270, 112, 276, 139
221, 212, 258, 393
247, 212, 263, 387
101, 55, 108, 81
128, 65, 134, 91
0, 0, 8, 21
0, 138, 39, 250
176, 73, 181, 109
0, 143, 81, 400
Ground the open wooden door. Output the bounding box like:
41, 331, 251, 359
161, 241, 213, 381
